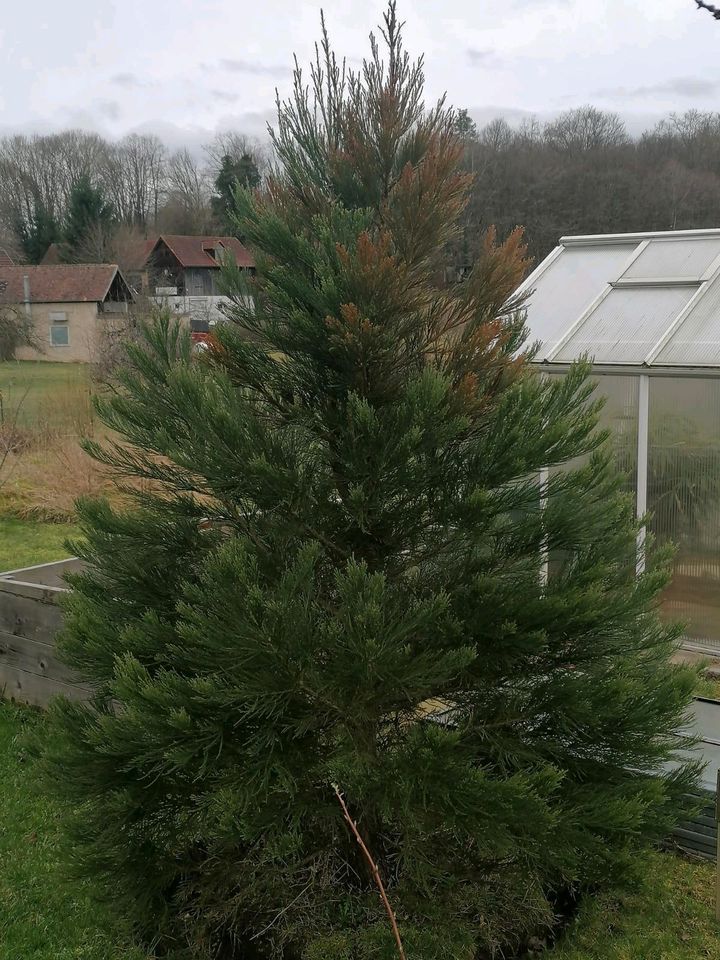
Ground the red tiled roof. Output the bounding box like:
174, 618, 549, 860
152, 235, 254, 269
122, 236, 159, 271
0, 264, 127, 304
0, 248, 15, 267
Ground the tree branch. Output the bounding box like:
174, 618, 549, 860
695, 0, 720, 19
333, 785, 407, 960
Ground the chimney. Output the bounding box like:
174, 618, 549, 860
23, 275, 31, 318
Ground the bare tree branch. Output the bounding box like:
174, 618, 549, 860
695, 0, 720, 19
333, 784, 407, 960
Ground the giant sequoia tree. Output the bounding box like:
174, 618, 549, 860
41, 6, 698, 958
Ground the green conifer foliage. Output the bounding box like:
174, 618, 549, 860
16, 201, 62, 263
40, 6, 699, 958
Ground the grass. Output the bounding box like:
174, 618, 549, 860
0, 360, 93, 431
0, 702, 148, 960
696, 673, 720, 701
551, 850, 719, 959
0, 360, 112, 522
0, 517, 79, 573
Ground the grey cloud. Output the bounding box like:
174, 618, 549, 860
211, 90, 240, 103
217, 58, 289, 76
466, 48, 496, 66
592, 77, 717, 99
96, 100, 122, 121
110, 72, 142, 87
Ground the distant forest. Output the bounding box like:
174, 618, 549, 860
454, 106, 720, 269
2, 106, 720, 273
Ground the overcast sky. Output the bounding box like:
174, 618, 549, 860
0, 0, 716, 148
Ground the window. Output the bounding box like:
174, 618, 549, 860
49, 314, 69, 347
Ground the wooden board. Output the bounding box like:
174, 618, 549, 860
0, 629, 77, 684
0, 589, 63, 644
0, 664, 91, 708
0, 557, 83, 588
0, 560, 89, 708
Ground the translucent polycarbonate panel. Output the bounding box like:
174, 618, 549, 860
600, 375, 640, 499
554, 285, 698, 364
654, 274, 720, 366
622, 237, 720, 281
545, 373, 639, 577
647, 377, 720, 650
525, 244, 637, 361
544, 373, 639, 497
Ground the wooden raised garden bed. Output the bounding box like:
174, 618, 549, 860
0, 558, 89, 708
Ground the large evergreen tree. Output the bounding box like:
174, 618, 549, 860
63, 174, 116, 261
16, 201, 62, 263
212, 152, 261, 233
40, 6, 698, 959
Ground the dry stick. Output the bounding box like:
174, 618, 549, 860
333, 784, 407, 960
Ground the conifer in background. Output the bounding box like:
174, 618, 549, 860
40, 5, 699, 958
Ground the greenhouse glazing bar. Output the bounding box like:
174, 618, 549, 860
636, 374, 649, 576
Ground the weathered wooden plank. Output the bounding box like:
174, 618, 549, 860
673, 826, 716, 852
691, 813, 718, 830
0, 557, 82, 588
676, 818, 716, 839
0, 664, 91, 708
0, 590, 64, 644
0, 629, 77, 684
0, 577, 66, 601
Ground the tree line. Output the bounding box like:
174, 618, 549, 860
0, 130, 263, 265
3, 107, 720, 270
453, 106, 720, 268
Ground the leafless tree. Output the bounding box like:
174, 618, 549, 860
0, 303, 40, 361
163, 149, 214, 233
204, 131, 268, 180
99, 134, 167, 228
544, 106, 629, 154
480, 117, 514, 152
0, 131, 107, 227
70, 220, 118, 264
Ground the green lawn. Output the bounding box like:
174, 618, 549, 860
0, 517, 79, 573
0, 360, 93, 431
0, 703, 148, 960
552, 851, 718, 959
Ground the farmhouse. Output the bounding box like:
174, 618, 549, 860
0, 263, 134, 363
124, 234, 255, 329
521, 227, 720, 655
143, 234, 254, 293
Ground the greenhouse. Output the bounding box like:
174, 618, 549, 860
520, 228, 720, 655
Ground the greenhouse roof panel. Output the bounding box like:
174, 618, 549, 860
520, 244, 637, 361
521, 229, 720, 368
553, 285, 699, 364
621, 237, 720, 281
654, 273, 720, 366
